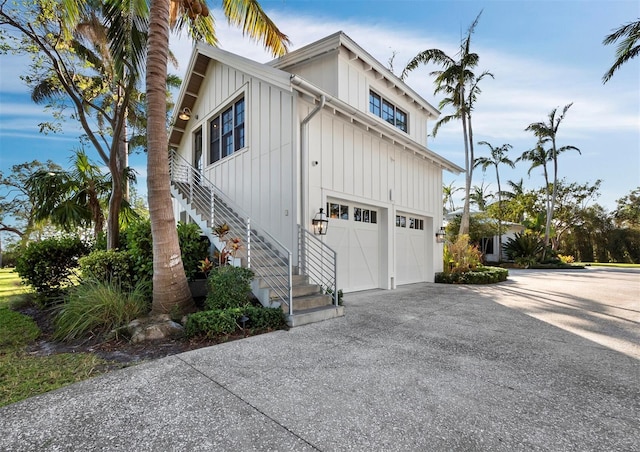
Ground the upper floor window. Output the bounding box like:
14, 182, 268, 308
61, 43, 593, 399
369, 90, 407, 133
209, 97, 245, 164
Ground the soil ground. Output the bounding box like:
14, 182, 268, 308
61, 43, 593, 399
17, 302, 247, 370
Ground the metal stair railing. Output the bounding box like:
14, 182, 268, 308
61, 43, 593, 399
298, 226, 338, 306
169, 150, 292, 314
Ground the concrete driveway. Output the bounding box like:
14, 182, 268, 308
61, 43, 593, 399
1, 267, 638, 451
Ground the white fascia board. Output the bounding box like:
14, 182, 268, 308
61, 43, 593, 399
274, 32, 440, 119
291, 75, 462, 174
194, 42, 293, 92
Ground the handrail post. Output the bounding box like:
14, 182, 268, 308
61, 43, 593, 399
288, 250, 293, 316
246, 218, 251, 269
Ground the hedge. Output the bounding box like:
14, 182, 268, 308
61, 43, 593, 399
435, 266, 508, 284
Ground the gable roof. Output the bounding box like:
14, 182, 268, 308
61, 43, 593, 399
270, 31, 441, 119
169, 43, 291, 147
169, 34, 462, 173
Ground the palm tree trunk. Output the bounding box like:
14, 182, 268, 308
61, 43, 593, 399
147, 0, 194, 314
459, 91, 471, 236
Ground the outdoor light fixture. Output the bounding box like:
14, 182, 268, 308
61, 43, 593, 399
435, 226, 446, 243
312, 208, 329, 235
178, 107, 191, 121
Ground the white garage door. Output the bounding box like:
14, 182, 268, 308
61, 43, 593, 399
395, 213, 428, 285
325, 200, 380, 292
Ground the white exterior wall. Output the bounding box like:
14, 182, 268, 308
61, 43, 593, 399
335, 48, 430, 147
175, 61, 298, 254
305, 104, 443, 287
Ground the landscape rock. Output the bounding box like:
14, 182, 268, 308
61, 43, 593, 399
127, 314, 184, 344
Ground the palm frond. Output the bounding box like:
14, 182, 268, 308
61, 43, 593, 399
222, 0, 290, 57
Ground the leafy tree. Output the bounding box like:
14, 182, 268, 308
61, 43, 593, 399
613, 187, 640, 228
524, 103, 580, 253
0, 0, 145, 249
497, 179, 538, 224
0, 160, 62, 242
550, 179, 602, 250
602, 19, 640, 83
402, 12, 491, 236
474, 141, 515, 260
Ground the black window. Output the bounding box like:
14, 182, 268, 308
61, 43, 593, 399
369, 90, 408, 133
209, 96, 245, 164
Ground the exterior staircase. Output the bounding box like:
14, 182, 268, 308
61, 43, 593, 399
169, 150, 343, 327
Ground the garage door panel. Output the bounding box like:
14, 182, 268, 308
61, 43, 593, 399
395, 213, 428, 286
325, 200, 380, 293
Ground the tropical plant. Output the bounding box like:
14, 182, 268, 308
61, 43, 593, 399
54, 278, 150, 341
444, 234, 482, 273
602, 19, 640, 83
26, 150, 111, 239
474, 141, 515, 260
402, 12, 492, 236
503, 232, 544, 266
443, 181, 462, 214
524, 104, 580, 253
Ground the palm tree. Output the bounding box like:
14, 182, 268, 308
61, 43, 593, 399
474, 142, 515, 260
468, 181, 493, 211
26, 150, 110, 238
401, 12, 491, 236
443, 181, 462, 214
524, 104, 580, 251
602, 18, 640, 83
145, 0, 289, 314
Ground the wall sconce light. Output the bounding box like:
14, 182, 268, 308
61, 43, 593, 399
312, 208, 328, 235
435, 226, 446, 243
178, 107, 191, 121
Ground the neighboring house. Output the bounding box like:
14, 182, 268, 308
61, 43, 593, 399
169, 32, 462, 325
444, 209, 525, 262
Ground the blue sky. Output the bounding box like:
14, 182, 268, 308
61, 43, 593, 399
1, 0, 638, 220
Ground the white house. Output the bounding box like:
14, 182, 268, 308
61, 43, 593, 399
168, 32, 462, 325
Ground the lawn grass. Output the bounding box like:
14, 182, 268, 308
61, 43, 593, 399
579, 262, 640, 269
0, 268, 29, 308
0, 268, 108, 408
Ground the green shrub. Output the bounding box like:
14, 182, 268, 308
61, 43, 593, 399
435, 266, 508, 284
123, 219, 154, 284
79, 250, 135, 286
503, 232, 544, 265
15, 236, 90, 301
205, 266, 254, 310
54, 278, 150, 341
0, 308, 40, 347
185, 305, 285, 338
177, 222, 210, 280
185, 309, 237, 337
240, 305, 286, 330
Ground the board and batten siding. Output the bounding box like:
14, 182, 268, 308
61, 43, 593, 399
177, 60, 298, 253
307, 108, 442, 216
335, 48, 430, 148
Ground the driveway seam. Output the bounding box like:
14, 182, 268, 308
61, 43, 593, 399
175, 355, 322, 451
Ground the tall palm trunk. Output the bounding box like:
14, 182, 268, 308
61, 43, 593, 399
147, 0, 193, 314
459, 87, 471, 236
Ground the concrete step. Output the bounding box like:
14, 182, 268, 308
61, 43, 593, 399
286, 305, 345, 327
292, 283, 321, 298
288, 293, 333, 311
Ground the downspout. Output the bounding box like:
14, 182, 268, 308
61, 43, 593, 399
292, 74, 326, 233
